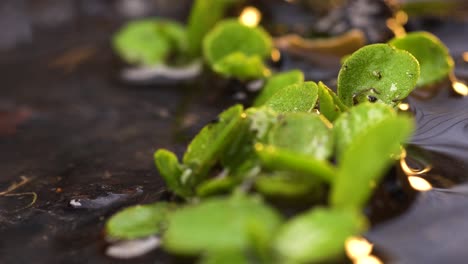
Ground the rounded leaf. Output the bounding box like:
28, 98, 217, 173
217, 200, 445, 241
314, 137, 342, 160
203, 19, 272, 65
265, 82, 318, 113
106, 202, 174, 240
274, 208, 367, 263
389, 31, 454, 87
337, 44, 420, 106
333, 103, 396, 161
268, 112, 333, 160
112, 19, 187, 66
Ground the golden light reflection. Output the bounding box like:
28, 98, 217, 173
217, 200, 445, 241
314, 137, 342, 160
271, 49, 281, 62
408, 176, 433, 191
346, 237, 373, 260
239, 6, 261, 27
400, 149, 432, 175
386, 11, 408, 38
355, 255, 384, 264
463, 52, 468, 63
395, 11, 408, 25
398, 103, 410, 111
452, 81, 468, 96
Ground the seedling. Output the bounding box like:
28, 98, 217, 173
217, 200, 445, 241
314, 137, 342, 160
106, 18, 441, 263
203, 20, 273, 80
338, 44, 420, 107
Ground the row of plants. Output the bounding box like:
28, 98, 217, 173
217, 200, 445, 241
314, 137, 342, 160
107, 1, 455, 263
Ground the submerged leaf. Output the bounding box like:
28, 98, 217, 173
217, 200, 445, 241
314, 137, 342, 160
337, 44, 420, 106
331, 115, 414, 209
254, 70, 305, 107
274, 208, 367, 263
213, 52, 268, 80
268, 112, 333, 160
183, 105, 244, 184
317, 81, 348, 122
389, 31, 454, 87
265, 82, 318, 113
163, 195, 283, 255
333, 103, 396, 161
113, 19, 187, 66
106, 202, 174, 240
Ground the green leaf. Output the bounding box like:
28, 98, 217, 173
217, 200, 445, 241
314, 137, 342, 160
255, 144, 335, 183
106, 202, 175, 240
337, 44, 420, 107
199, 250, 249, 264
154, 149, 192, 197
317, 81, 348, 122
268, 112, 333, 160
203, 19, 272, 66
333, 103, 396, 161
187, 0, 241, 57
213, 52, 269, 80
163, 195, 283, 255
389, 31, 454, 87
183, 105, 244, 184
112, 19, 187, 66
254, 70, 305, 107
274, 208, 367, 263
255, 171, 324, 199
196, 175, 239, 197
265, 82, 318, 113
330, 115, 414, 209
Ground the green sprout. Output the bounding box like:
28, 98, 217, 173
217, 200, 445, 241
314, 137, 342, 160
253, 70, 304, 107
389, 31, 454, 87
203, 19, 273, 80
105, 15, 446, 261
112, 19, 187, 66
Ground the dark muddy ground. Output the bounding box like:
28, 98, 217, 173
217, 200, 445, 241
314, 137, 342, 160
1, 1, 468, 264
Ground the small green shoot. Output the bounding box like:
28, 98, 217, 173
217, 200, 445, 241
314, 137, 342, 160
264, 82, 318, 113
317, 81, 348, 122
183, 105, 244, 185
203, 20, 272, 79
212, 52, 269, 80
154, 149, 192, 197
254, 70, 305, 106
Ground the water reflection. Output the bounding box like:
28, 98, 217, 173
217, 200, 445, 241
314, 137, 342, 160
408, 176, 433, 191
239, 6, 262, 27
346, 236, 383, 264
